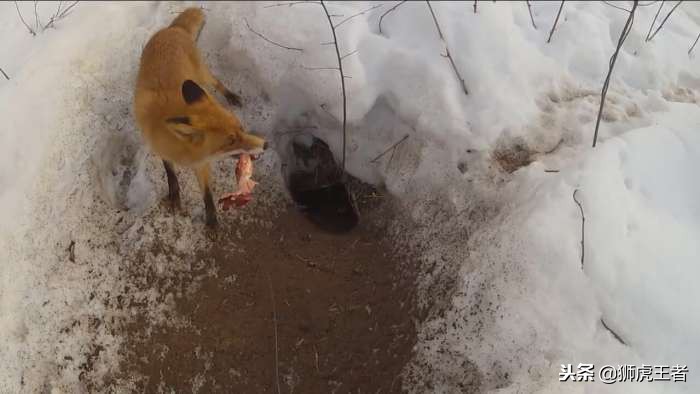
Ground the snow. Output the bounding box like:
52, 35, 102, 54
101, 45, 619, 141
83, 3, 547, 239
1, 0, 699, 392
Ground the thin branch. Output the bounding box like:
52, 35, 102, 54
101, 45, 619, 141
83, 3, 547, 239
647, 0, 682, 42
0, 67, 9, 81
320, 0, 348, 174
379, 0, 407, 35
263, 1, 320, 8
15, 1, 36, 36
340, 49, 358, 60
265, 272, 281, 394
370, 134, 409, 163
426, 1, 469, 95
302, 66, 340, 71
320, 103, 337, 120
573, 189, 585, 270
601, 318, 627, 345
645, 0, 665, 41
43, 1, 79, 30
526, 0, 537, 29
244, 18, 303, 51
593, 1, 637, 148
34, 1, 41, 33
689, 31, 700, 56
57, 1, 79, 19
334, 3, 383, 29
387, 143, 398, 168
546, 1, 565, 43
473, 0, 477, 13
426, 1, 444, 39
602, 1, 631, 12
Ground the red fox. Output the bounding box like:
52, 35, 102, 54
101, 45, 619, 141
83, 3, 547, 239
134, 8, 267, 227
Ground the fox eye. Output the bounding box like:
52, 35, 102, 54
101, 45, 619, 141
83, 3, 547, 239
228, 135, 238, 144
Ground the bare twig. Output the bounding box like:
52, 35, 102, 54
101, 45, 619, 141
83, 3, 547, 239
602, 1, 631, 12
370, 134, 409, 163
34, 1, 41, 33
572, 189, 585, 270
601, 318, 627, 345
43, 1, 61, 29
647, 0, 682, 42
689, 31, 700, 56
378, 0, 407, 35
40, 0, 79, 30
645, 0, 665, 41
56, 1, 79, 19
426, 1, 444, 39
526, 0, 537, 29
314, 346, 320, 373
426, 1, 469, 95
334, 3, 383, 28
244, 18, 303, 51
320, 1, 348, 173
302, 66, 340, 71
265, 272, 281, 394
0, 67, 9, 81
15, 1, 36, 36
263, 1, 320, 8
593, 1, 637, 147
319, 103, 336, 119
340, 49, 359, 60
546, 1, 565, 43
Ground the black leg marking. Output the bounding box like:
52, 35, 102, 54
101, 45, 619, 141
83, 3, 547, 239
204, 187, 218, 227
163, 160, 181, 209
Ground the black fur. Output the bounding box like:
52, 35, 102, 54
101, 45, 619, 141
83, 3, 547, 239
182, 79, 206, 104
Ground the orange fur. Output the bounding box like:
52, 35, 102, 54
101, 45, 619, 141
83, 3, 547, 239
134, 8, 266, 226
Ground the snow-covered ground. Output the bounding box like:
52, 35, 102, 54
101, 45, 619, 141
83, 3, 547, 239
1, 1, 699, 392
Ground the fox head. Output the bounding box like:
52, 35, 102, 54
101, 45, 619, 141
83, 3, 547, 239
165, 80, 267, 161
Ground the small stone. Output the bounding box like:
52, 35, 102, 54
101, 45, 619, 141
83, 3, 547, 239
457, 162, 468, 174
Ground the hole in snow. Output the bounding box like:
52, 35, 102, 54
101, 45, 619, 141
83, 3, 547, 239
282, 133, 359, 233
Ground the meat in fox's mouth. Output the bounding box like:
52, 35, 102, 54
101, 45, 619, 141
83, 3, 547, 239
230, 152, 262, 160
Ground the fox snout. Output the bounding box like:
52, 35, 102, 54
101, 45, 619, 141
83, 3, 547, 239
230, 132, 268, 158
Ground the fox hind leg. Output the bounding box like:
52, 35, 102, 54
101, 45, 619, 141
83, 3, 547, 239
195, 163, 218, 227
163, 160, 181, 211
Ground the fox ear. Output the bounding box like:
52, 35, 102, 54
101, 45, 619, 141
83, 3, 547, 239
166, 116, 203, 143
181, 80, 207, 105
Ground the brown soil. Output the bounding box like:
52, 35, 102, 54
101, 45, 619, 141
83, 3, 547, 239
118, 187, 419, 393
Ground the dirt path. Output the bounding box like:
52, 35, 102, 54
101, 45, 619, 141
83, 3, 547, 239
118, 187, 419, 393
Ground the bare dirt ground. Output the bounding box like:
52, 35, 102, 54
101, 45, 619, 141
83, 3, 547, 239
117, 182, 420, 393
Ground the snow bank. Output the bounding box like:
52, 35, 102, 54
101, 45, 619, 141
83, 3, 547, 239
405, 102, 700, 393
1, 0, 699, 392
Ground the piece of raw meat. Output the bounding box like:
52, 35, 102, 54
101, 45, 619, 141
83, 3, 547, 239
218, 154, 258, 210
